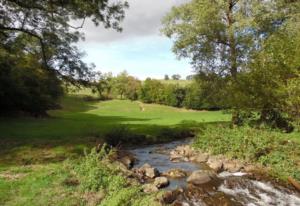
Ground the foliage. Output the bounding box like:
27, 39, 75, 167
0, 0, 128, 115
92, 72, 114, 100
193, 125, 300, 181
139, 78, 165, 104
0, 44, 63, 115
162, 0, 300, 126
0, 0, 128, 81
171, 74, 181, 80
75, 146, 126, 192
0, 145, 159, 205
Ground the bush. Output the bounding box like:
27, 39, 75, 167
75, 146, 126, 192
73, 145, 159, 206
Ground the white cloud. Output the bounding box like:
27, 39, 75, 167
80, 0, 188, 43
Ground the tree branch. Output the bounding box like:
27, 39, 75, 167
0, 26, 49, 68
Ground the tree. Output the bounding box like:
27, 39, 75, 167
139, 79, 165, 104
114, 71, 129, 99
163, 84, 186, 107
0, 0, 128, 82
171, 74, 181, 80
92, 72, 114, 100
186, 75, 194, 80
232, 12, 300, 129
0, 42, 63, 116
124, 76, 141, 101
164, 74, 170, 80
162, 0, 299, 123
0, 0, 128, 114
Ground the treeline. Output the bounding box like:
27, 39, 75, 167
89, 71, 227, 111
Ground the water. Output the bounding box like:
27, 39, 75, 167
129, 139, 300, 206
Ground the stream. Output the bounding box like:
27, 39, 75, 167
129, 139, 300, 206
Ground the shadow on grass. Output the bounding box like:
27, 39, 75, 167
0, 96, 230, 166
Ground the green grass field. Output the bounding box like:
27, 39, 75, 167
0, 95, 230, 205
0, 95, 230, 165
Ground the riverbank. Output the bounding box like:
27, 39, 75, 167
124, 138, 300, 205
1, 97, 299, 205
192, 125, 300, 184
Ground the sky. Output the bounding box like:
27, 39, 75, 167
77, 0, 192, 80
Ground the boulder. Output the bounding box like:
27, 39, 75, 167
140, 163, 159, 178
207, 156, 224, 172
160, 189, 183, 204
162, 168, 187, 178
189, 153, 209, 163
175, 145, 195, 157
143, 184, 159, 193
154, 177, 169, 188
170, 145, 195, 162
119, 155, 135, 169
187, 170, 216, 185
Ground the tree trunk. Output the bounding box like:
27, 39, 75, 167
226, 0, 239, 124
226, 0, 238, 80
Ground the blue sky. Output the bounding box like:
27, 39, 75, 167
77, 0, 192, 80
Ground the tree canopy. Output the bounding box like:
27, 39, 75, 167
0, 0, 128, 115
162, 0, 300, 128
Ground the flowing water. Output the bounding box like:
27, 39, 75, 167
129, 139, 300, 206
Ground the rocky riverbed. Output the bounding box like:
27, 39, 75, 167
119, 139, 300, 206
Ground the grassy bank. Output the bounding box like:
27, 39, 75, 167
193, 125, 300, 182
0, 146, 159, 206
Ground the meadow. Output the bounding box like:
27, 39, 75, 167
0, 95, 299, 205
0, 95, 230, 205
0, 95, 230, 164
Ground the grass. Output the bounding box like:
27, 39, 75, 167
1, 94, 299, 205
193, 125, 300, 182
0, 95, 229, 205
0, 146, 159, 206
0, 96, 229, 153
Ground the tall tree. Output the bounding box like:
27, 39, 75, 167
162, 0, 299, 123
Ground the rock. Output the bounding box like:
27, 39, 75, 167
170, 145, 195, 162
140, 163, 160, 178
143, 184, 159, 193
160, 189, 183, 204
187, 170, 216, 185
170, 152, 183, 162
207, 156, 224, 172
176, 145, 195, 157
189, 153, 209, 163
154, 177, 169, 188
223, 160, 243, 172
119, 155, 135, 169
162, 168, 187, 178
113, 161, 133, 177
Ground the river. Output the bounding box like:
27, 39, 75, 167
129, 139, 300, 206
